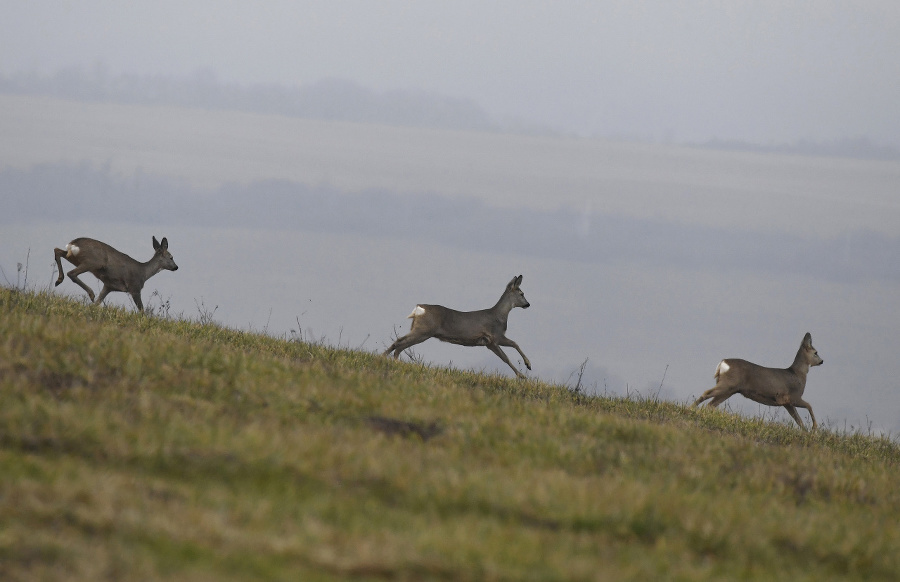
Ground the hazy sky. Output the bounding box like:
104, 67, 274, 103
2, 1, 898, 145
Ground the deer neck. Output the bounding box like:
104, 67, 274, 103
789, 348, 810, 381
139, 255, 165, 280
491, 293, 516, 321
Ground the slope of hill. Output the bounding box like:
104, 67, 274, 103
1, 287, 899, 580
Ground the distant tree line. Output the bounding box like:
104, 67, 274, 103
694, 137, 898, 162
0, 65, 498, 132
4, 162, 900, 285
2, 65, 895, 158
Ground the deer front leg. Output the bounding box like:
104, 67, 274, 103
67, 266, 96, 302
497, 336, 531, 370
130, 291, 144, 312
792, 399, 817, 431
783, 404, 808, 431
486, 343, 526, 379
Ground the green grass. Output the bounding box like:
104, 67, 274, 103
2, 287, 899, 581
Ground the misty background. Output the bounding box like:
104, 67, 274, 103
1, 2, 899, 433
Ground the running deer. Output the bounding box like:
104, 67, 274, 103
54, 236, 178, 312
383, 275, 532, 378
692, 332, 824, 430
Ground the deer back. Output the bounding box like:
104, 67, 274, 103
65, 237, 137, 270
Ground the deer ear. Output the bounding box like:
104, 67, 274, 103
507, 276, 518, 289
153, 236, 160, 250
516, 275, 523, 286
803, 332, 812, 346
160, 237, 168, 250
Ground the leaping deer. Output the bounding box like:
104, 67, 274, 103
54, 236, 178, 312
383, 275, 532, 378
692, 332, 824, 430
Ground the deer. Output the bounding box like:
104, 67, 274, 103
383, 275, 532, 378
54, 236, 178, 312
692, 332, 824, 430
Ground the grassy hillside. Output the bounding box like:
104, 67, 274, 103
1, 287, 899, 581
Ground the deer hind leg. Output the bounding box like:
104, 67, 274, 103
706, 392, 735, 408
382, 337, 405, 358
383, 332, 431, 359
497, 336, 531, 370
53, 248, 67, 286
692, 386, 722, 407
94, 285, 114, 306
486, 343, 526, 379
382, 334, 401, 357
66, 266, 96, 302
692, 382, 737, 407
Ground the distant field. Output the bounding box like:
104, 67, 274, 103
5, 93, 900, 434
3, 94, 900, 236
2, 287, 899, 580
4, 93, 900, 436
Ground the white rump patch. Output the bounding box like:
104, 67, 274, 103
716, 361, 730, 376
66, 243, 80, 258
407, 305, 426, 319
